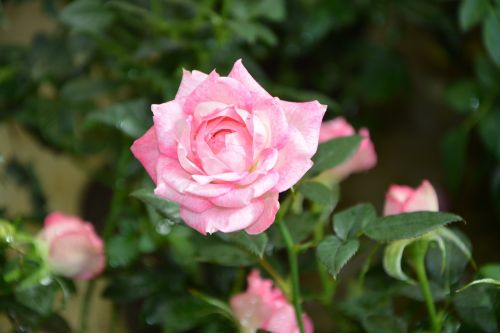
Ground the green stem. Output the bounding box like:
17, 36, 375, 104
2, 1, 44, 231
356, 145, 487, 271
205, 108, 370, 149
277, 219, 305, 333
411, 241, 440, 333
357, 243, 381, 292
79, 281, 96, 333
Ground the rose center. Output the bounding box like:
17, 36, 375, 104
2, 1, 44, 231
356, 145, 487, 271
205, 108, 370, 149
206, 129, 235, 154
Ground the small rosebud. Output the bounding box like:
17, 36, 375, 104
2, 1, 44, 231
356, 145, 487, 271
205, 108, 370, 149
37, 212, 105, 280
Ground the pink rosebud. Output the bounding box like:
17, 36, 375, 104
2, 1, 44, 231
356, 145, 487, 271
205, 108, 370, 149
38, 212, 105, 280
131, 60, 326, 234
383, 180, 439, 216
230, 270, 313, 333
319, 117, 377, 181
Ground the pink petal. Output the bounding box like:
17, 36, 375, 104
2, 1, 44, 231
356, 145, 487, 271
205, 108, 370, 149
273, 126, 314, 192
152, 101, 185, 158
228, 59, 271, 98
263, 304, 313, 333
280, 100, 327, 158
175, 69, 209, 101
252, 97, 289, 152
131, 127, 160, 183
179, 199, 266, 234
404, 180, 439, 212
383, 185, 414, 216
154, 182, 212, 213
156, 156, 232, 198
183, 72, 252, 115
230, 293, 269, 331
192, 171, 248, 185
210, 172, 279, 208
319, 117, 355, 142
245, 193, 280, 235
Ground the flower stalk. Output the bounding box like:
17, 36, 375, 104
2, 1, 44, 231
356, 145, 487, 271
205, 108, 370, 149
277, 219, 305, 333
411, 241, 440, 333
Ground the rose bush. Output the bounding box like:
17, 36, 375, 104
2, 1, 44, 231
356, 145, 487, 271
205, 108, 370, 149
230, 270, 313, 333
131, 60, 326, 235
37, 212, 105, 280
384, 179, 438, 215
319, 117, 377, 181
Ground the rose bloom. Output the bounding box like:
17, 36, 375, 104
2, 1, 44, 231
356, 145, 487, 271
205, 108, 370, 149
318, 117, 377, 181
37, 212, 105, 280
230, 270, 313, 333
383, 180, 438, 216
131, 60, 326, 234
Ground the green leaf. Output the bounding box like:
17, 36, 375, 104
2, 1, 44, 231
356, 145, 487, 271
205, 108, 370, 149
383, 238, 416, 284
218, 231, 268, 257
442, 128, 468, 191
189, 289, 235, 321
299, 181, 336, 207
308, 135, 362, 176
459, 0, 489, 31
435, 227, 471, 259
196, 242, 257, 267
131, 188, 181, 224
361, 314, 408, 333
268, 212, 320, 248
457, 278, 500, 292
483, 9, 500, 68
333, 203, 376, 240
445, 80, 480, 114
86, 99, 150, 138
479, 264, 500, 280
316, 235, 359, 278
106, 234, 139, 267
478, 109, 500, 160
364, 212, 464, 242
453, 283, 500, 332
15, 282, 57, 316
60, 0, 114, 33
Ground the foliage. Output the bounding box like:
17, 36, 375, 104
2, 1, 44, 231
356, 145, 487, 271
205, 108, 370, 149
1, 0, 500, 332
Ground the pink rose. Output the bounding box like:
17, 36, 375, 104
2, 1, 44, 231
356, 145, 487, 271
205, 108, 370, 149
37, 212, 105, 280
383, 180, 439, 216
319, 117, 377, 181
230, 270, 313, 333
131, 60, 326, 234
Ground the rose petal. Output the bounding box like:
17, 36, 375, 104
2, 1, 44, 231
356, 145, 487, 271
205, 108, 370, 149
154, 182, 212, 213
245, 193, 280, 235
383, 185, 414, 216
319, 117, 355, 142
157, 156, 232, 198
184, 72, 252, 115
180, 199, 265, 234
281, 100, 327, 157
152, 101, 185, 158
175, 69, 209, 101
131, 127, 160, 183
210, 172, 279, 208
228, 59, 271, 98
264, 304, 314, 333
404, 180, 439, 213
273, 126, 314, 192
252, 97, 289, 152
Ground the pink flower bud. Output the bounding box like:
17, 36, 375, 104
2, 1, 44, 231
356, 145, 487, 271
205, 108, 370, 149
38, 212, 105, 280
383, 180, 439, 216
319, 117, 377, 181
230, 270, 313, 333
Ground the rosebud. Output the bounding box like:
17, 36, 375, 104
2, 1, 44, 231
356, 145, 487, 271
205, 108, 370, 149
37, 212, 105, 280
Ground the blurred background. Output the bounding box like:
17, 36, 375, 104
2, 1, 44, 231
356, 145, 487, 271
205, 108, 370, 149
0, 0, 499, 332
